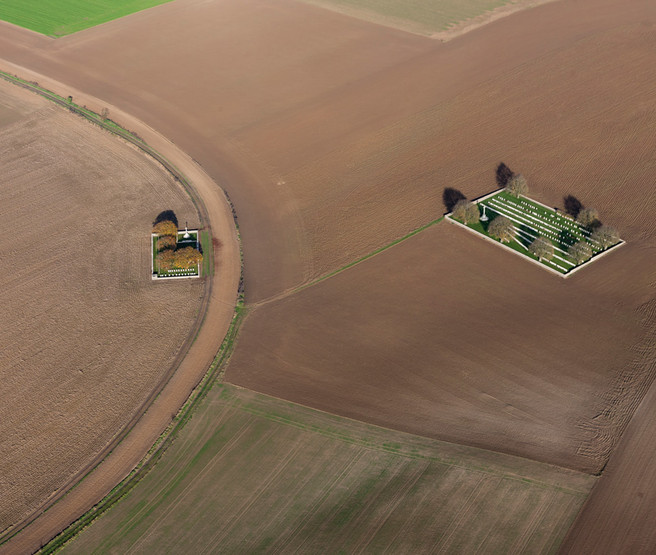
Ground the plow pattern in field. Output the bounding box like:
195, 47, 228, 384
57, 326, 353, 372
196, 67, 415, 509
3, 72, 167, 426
0, 81, 203, 533
63, 386, 593, 555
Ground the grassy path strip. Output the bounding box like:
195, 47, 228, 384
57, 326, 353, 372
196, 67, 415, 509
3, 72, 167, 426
249, 216, 444, 310
289, 216, 444, 296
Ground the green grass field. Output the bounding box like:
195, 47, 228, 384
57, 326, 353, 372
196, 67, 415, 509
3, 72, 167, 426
300, 0, 517, 35
61, 384, 594, 554
0, 0, 172, 37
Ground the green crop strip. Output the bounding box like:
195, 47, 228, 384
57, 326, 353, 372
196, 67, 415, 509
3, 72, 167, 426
0, 0, 173, 37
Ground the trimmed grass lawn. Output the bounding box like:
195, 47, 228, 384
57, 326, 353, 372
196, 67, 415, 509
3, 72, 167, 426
0, 0, 173, 37
449, 190, 621, 275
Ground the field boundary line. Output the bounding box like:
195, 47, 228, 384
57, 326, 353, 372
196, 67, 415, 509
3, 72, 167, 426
0, 67, 244, 554
218, 390, 593, 496
32, 302, 248, 555
251, 216, 444, 309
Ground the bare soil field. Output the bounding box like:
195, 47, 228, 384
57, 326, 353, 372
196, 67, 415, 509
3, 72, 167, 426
226, 0, 656, 474
227, 217, 653, 473
1, 0, 651, 303
0, 79, 204, 534
0, 0, 655, 550
61, 385, 594, 554
561, 302, 656, 554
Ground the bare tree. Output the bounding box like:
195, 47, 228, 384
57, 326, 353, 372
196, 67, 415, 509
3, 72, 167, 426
569, 240, 592, 264
452, 199, 479, 224
529, 236, 554, 261
505, 174, 528, 197
442, 188, 466, 212
576, 207, 600, 229
488, 216, 515, 243
591, 226, 620, 249
496, 162, 514, 188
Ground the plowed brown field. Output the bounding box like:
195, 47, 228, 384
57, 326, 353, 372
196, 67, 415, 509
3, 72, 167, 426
226, 6, 656, 470
0, 79, 204, 533
0, 0, 655, 550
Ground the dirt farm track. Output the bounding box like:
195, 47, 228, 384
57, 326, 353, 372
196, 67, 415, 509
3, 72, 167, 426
0, 0, 655, 552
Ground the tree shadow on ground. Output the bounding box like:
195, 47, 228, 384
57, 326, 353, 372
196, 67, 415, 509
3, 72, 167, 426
563, 195, 583, 219
442, 188, 466, 212
153, 210, 178, 227
496, 162, 514, 188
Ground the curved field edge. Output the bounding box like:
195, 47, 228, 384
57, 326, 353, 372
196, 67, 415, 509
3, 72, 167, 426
39, 304, 247, 555
0, 70, 242, 551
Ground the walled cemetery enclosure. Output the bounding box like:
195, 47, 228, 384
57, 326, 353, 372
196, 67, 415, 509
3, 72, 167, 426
152, 229, 201, 279
448, 190, 622, 275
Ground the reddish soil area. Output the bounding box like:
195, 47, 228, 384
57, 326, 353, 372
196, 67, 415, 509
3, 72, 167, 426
0, 0, 654, 550
1, 0, 651, 303
228, 220, 651, 473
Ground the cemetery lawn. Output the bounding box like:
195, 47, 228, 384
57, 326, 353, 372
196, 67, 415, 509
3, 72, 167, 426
449, 190, 620, 275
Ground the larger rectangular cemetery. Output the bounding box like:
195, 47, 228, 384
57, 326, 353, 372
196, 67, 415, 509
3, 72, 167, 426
448, 190, 623, 276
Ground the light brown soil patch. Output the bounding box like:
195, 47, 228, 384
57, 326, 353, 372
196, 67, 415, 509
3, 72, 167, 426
0, 78, 203, 533
299, 0, 560, 41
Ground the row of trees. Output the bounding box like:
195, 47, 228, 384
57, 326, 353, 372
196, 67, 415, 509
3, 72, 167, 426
485, 214, 617, 264
158, 246, 203, 270
153, 217, 203, 271
562, 195, 620, 252
499, 165, 619, 245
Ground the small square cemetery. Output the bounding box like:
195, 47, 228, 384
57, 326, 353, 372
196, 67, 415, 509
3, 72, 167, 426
447, 169, 622, 276
151, 216, 203, 279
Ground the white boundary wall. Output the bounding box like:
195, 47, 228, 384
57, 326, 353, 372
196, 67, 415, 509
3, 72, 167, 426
447, 190, 625, 279
151, 230, 201, 280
